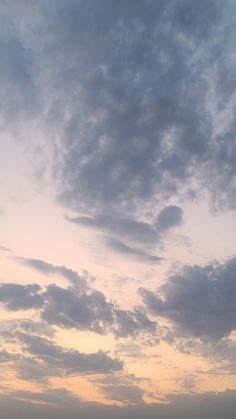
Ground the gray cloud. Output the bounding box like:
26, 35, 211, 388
115, 343, 145, 359
154, 205, 183, 232
17, 333, 123, 375
49, 0, 236, 215
140, 256, 236, 341
175, 336, 236, 374
1, 388, 236, 419
212, 338, 236, 369
0, 319, 54, 339
113, 308, 157, 339
175, 374, 197, 391
42, 284, 114, 334
18, 258, 87, 289
90, 372, 145, 405
42, 282, 158, 339
0, 327, 123, 381
0, 276, 158, 340
67, 214, 159, 245
0, 283, 44, 310
0, 251, 158, 338
0, 0, 235, 221
16, 357, 58, 382
67, 208, 181, 260
0, 349, 19, 364
6, 387, 81, 407
104, 236, 163, 263
102, 383, 144, 405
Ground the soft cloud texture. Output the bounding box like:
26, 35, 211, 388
19, 257, 88, 289
0, 0, 235, 216
154, 205, 183, 232
140, 256, 236, 341
1, 389, 236, 419
1, 0, 236, 415
18, 333, 123, 375
0, 283, 44, 310
0, 255, 158, 340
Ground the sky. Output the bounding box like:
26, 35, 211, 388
0, 0, 236, 418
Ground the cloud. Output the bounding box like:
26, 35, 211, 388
140, 256, 236, 341
5, 255, 236, 347
0, 319, 54, 339
115, 343, 145, 359
47, 0, 235, 214
175, 336, 236, 375
113, 308, 157, 339
104, 236, 163, 263
0, 349, 19, 364
42, 284, 114, 333
42, 282, 158, 339
67, 214, 159, 245
67, 209, 181, 260
0, 327, 123, 381
1, 388, 236, 419
154, 205, 183, 232
2, 387, 81, 408
51, 3, 197, 210
102, 383, 144, 404
17, 333, 123, 375
18, 258, 87, 289
16, 357, 58, 382
0, 245, 12, 253
175, 374, 197, 391
0, 275, 158, 340
0, 283, 44, 310
91, 373, 145, 405
0, 0, 235, 218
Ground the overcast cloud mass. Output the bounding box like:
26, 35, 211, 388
0, 0, 236, 417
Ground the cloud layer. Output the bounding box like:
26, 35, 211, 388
1, 0, 236, 217
1, 257, 158, 339
140, 256, 236, 341
1, 388, 236, 419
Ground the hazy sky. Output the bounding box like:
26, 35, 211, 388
0, 1, 236, 418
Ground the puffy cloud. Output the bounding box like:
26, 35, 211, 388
7, 255, 158, 338
42, 284, 114, 334
0, 257, 158, 339
140, 256, 236, 341
49, 0, 236, 214
0, 328, 123, 381
50, 0, 214, 210
19, 257, 87, 289
0, 283, 44, 310
42, 283, 158, 339
17, 333, 123, 375
0, 0, 235, 218
154, 205, 183, 232
113, 308, 157, 339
